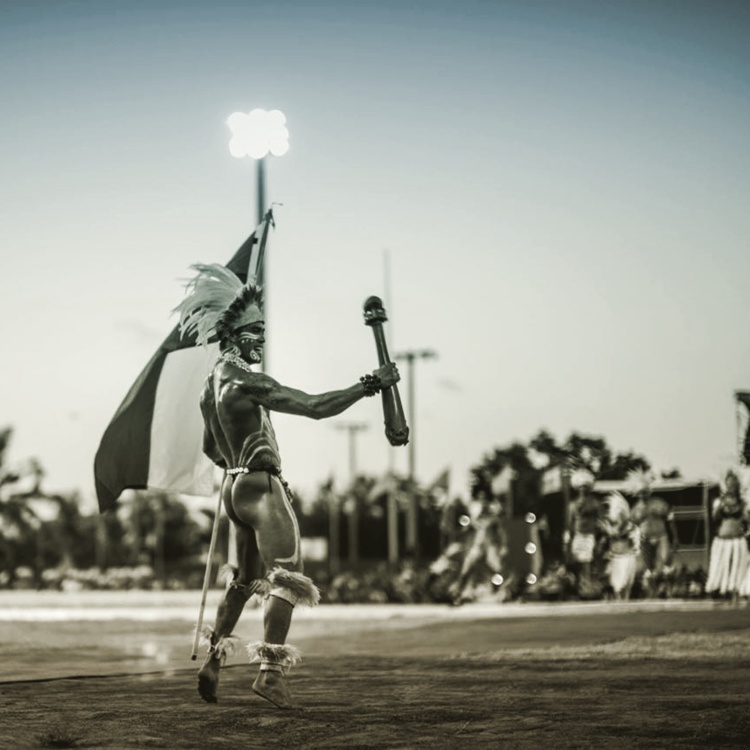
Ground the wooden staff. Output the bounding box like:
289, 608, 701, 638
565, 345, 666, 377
190, 491, 223, 660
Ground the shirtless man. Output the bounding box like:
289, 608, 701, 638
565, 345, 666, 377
449, 497, 508, 604
176, 264, 399, 709
565, 470, 601, 595
628, 471, 678, 597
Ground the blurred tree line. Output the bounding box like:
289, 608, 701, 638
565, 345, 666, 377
469, 428, 663, 518
0, 423, 678, 590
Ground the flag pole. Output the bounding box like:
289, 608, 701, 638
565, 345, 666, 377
191, 490, 224, 660
191, 212, 273, 659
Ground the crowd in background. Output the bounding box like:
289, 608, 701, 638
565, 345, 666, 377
436, 467, 750, 606
3, 419, 750, 605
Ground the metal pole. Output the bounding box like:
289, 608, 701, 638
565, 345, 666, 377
394, 349, 437, 560
336, 423, 368, 564
256, 157, 266, 228
702, 481, 710, 571
328, 484, 340, 577
256, 157, 267, 374
383, 248, 399, 566
347, 427, 358, 563
405, 354, 417, 556
407, 354, 416, 484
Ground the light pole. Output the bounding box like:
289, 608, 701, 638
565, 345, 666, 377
227, 108, 289, 370
335, 422, 368, 564
225, 109, 288, 569
393, 348, 437, 559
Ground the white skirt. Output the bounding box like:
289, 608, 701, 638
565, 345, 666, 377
705, 537, 750, 595
608, 551, 637, 594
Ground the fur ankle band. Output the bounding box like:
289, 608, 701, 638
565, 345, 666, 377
246, 641, 302, 672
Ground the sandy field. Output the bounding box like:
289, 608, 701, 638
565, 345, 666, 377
0, 594, 748, 749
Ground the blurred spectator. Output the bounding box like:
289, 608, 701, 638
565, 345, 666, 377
707, 469, 750, 603
627, 470, 678, 597
565, 469, 601, 597
448, 498, 508, 604
600, 492, 639, 600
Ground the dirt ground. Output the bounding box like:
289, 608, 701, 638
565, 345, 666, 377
0, 600, 749, 749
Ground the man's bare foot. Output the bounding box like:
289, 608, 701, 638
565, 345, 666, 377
252, 670, 295, 709
197, 654, 221, 703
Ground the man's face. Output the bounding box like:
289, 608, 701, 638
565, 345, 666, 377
234, 305, 265, 364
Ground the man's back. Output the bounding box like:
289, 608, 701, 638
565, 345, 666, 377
201, 365, 281, 472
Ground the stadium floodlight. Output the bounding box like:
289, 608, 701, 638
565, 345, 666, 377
228, 109, 289, 160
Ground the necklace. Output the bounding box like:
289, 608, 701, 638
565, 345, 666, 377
222, 352, 255, 374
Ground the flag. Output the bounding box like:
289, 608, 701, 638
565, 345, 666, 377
738, 392, 750, 465
94, 214, 273, 512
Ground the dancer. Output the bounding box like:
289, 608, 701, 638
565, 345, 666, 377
448, 497, 508, 604
628, 470, 678, 597
600, 491, 639, 600
176, 264, 399, 708
565, 469, 601, 597
706, 468, 750, 602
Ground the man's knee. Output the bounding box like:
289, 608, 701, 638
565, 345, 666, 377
220, 564, 270, 600
219, 562, 320, 608
267, 567, 320, 607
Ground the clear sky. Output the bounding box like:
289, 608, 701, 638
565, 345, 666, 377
1, 0, 749, 510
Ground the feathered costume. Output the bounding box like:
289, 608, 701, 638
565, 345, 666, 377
601, 492, 639, 599
568, 469, 598, 564
177, 262, 319, 707
626, 469, 674, 590
706, 468, 750, 597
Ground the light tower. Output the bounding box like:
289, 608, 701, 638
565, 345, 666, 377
227, 108, 289, 370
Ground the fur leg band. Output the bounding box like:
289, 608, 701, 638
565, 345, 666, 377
196, 625, 240, 664
266, 567, 321, 607
247, 641, 302, 673
219, 563, 271, 599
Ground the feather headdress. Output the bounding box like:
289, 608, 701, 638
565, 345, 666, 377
719, 466, 750, 497
624, 468, 655, 496
603, 491, 630, 523
174, 263, 263, 347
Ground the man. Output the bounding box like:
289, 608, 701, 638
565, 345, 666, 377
565, 469, 601, 597
627, 469, 678, 597
600, 492, 639, 600
176, 264, 399, 709
448, 495, 508, 604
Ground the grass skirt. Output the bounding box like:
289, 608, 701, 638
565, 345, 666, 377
705, 537, 750, 595
607, 551, 637, 595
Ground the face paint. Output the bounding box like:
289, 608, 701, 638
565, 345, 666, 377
236, 319, 265, 364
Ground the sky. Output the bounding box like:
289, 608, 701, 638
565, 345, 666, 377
1, 0, 749, 511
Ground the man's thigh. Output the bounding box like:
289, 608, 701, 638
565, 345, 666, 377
233, 474, 301, 571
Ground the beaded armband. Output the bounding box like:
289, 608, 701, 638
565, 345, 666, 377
360, 374, 383, 397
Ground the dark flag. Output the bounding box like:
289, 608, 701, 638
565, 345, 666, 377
94, 215, 273, 512
737, 391, 750, 465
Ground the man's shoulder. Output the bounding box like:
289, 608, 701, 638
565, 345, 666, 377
216, 356, 267, 378
213, 359, 274, 401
